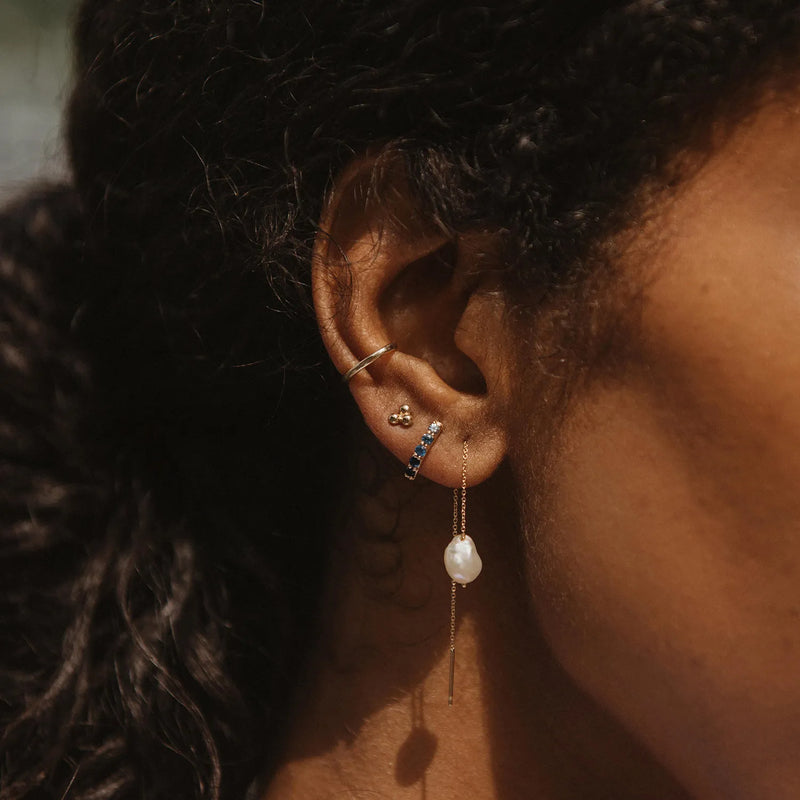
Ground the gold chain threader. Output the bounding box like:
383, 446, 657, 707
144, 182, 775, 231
448, 440, 468, 706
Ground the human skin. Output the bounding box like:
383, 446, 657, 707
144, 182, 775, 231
525, 86, 800, 799
264, 85, 800, 799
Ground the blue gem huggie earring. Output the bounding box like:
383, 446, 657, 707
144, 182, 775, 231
404, 421, 443, 480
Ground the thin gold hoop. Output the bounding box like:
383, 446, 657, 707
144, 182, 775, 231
341, 342, 397, 383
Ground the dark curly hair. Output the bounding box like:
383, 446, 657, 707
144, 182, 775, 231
2, 2, 799, 798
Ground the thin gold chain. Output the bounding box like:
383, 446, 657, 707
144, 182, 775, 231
450, 473, 459, 655
448, 440, 468, 706
460, 440, 468, 539
449, 579, 457, 652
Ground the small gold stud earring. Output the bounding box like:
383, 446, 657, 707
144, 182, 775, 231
388, 404, 413, 428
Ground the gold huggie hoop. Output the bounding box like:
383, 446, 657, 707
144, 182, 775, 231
404, 421, 443, 480
341, 342, 397, 382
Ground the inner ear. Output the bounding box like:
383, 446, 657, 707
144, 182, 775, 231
378, 239, 487, 395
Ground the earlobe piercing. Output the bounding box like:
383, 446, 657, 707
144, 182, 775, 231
401, 430, 482, 704
404, 421, 443, 480
388, 404, 413, 427
444, 440, 482, 706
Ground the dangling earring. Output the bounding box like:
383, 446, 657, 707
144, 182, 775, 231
443, 440, 482, 705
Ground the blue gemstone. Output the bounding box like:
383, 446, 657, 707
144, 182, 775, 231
428, 422, 441, 433
404, 467, 417, 479
421, 433, 434, 445
409, 456, 421, 468
414, 445, 427, 457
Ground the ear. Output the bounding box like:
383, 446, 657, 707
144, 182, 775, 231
312, 154, 511, 488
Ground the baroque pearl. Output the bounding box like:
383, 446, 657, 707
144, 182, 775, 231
444, 535, 483, 585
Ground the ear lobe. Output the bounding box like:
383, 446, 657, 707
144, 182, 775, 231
312, 155, 510, 488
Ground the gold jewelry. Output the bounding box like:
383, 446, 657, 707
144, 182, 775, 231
341, 342, 397, 383
388, 404, 413, 427
404, 421, 443, 480
443, 440, 483, 705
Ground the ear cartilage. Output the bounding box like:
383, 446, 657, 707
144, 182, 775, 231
388, 404, 414, 428
404, 421, 443, 480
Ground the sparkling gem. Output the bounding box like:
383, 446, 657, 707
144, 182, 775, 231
443, 535, 483, 585
429, 422, 442, 433
409, 456, 421, 468
404, 467, 417, 479
414, 445, 427, 457
421, 433, 434, 445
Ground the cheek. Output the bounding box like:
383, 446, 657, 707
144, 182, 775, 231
526, 387, 738, 713
523, 224, 800, 667
508, 95, 800, 793
516, 191, 800, 789
520, 375, 800, 796
639, 186, 800, 547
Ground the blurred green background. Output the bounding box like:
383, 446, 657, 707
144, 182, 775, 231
0, 0, 77, 197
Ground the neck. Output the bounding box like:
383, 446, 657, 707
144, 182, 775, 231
263, 443, 689, 799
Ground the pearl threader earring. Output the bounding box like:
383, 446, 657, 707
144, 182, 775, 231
444, 440, 483, 705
